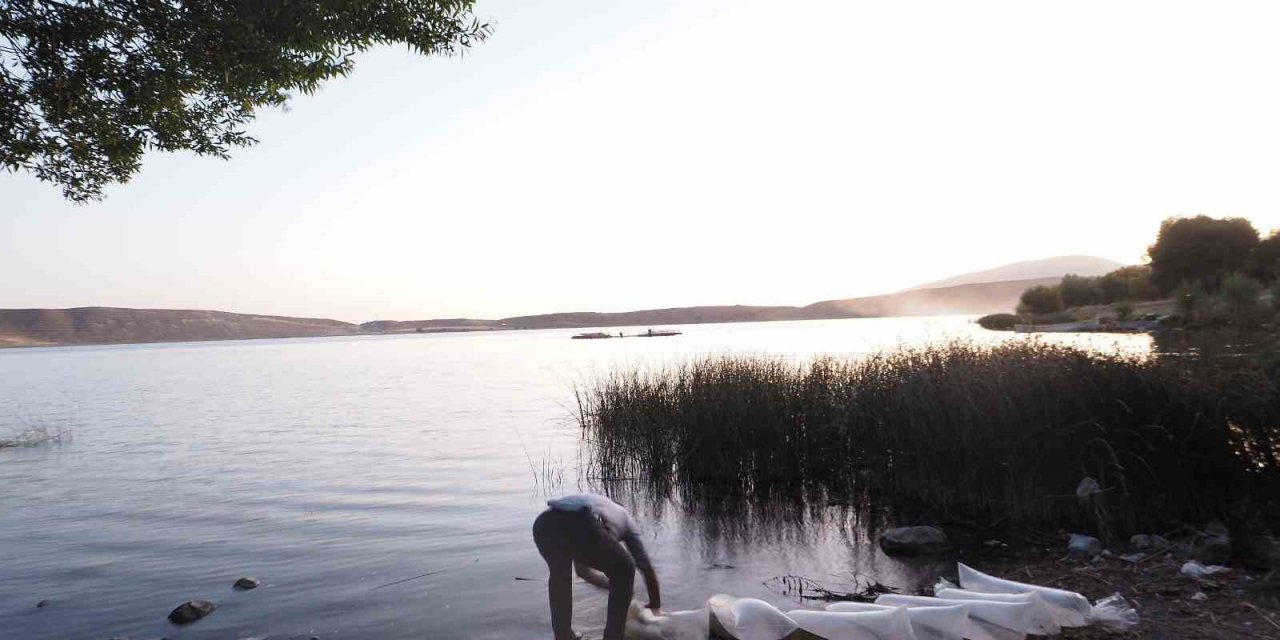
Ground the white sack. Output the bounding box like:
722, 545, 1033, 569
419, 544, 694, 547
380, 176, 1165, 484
875, 595, 1032, 640
825, 602, 969, 640
785, 607, 917, 640
934, 588, 1060, 635
957, 563, 1091, 627
707, 594, 798, 640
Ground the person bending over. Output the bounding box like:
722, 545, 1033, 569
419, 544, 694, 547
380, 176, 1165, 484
533, 494, 661, 640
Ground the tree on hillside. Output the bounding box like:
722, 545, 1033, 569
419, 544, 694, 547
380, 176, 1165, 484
1251, 230, 1280, 282
1059, 274, 1100, 308
1, 0, 490, 202
1098, 265, 1158, 303
1147, 216, 1259, 291
1018, 285, 1063, 315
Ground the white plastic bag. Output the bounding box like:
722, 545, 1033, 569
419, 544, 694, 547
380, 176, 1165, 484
875, 594, 1032, 640
934, 588, 1060, 635
707, 594, 798, 640
785, 607, 917, 640
1180, 560, 1229, 580
625, 602, 710, 640
1086, 593, 1139, 631
957, 563, 1091, 627
826, 602, 969, 640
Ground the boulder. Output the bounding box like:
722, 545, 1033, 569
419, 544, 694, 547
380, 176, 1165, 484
1068, 533, 1103, 557
168, 600, 216, 625
878, 526, 951, 556
233, 577, 260, 591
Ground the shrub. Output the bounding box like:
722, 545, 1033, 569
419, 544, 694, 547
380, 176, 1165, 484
976, 313, 1018, 331
1017, 285, 1064, 315
1221, 272, 1264, 326
1060, 274, 1101, 307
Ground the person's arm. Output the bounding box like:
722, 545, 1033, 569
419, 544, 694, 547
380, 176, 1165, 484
622, 531, 661, 609
640, 565, 661, 610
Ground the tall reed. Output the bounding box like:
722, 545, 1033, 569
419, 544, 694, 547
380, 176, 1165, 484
576, 341, 1279, 536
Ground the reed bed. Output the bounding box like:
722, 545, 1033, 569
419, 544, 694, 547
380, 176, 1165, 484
576, 341, 1280, 536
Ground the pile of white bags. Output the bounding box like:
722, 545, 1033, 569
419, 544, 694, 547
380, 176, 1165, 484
625, 563, 1137, 640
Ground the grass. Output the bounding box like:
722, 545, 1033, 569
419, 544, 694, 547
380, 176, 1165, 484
575, 341, 1279, 538
0, 425, 73, 449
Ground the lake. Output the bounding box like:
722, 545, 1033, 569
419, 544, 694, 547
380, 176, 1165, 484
0, 317, 1151, 639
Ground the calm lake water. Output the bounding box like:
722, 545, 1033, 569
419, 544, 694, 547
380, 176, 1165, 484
0, 317, 1150, 640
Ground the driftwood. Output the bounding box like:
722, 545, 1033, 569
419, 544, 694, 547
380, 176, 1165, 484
764, 574, 898, 602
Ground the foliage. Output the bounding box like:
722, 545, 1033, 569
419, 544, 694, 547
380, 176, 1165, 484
1059, 274, 1101, 307
1016, 266, 1162, 317
1148, 216, 1260, 291
1220, 272, 1264, 327
1173, 280, 1206, 322
1114, 301, 1134, 321
576, 342, 1280, 535
1017, 285, 1063, 315
1098, 265, 1160, 303
1252, 230, 1280, 282
1, 0, 491, 202
976, 313, 1018, 331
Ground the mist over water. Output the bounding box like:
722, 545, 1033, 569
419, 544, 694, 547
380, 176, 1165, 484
0, 318, 1149, 639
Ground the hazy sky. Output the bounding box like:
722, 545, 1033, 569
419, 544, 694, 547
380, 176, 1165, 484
5, 1, 1280, 322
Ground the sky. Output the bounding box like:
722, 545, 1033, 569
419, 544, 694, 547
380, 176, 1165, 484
5, 0, 1280, 322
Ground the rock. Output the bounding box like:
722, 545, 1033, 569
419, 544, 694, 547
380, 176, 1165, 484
233, 577, 261, 590
167, 600, 216, 625
1192, 591, 1208, 601
1130, 534, 1153, 550
1195, 522, 1231, 565
878, 526, 951, 556
1067, 533, 1103, 557
1120, 552, 1147, 564
35, 599, 51, 608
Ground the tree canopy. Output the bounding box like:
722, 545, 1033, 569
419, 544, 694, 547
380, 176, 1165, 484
1147, 215, 1259, 291
1017, 285, 1063, 315
1, 0, 490, 202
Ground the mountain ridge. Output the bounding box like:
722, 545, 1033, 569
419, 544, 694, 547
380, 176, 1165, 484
907, 255, 1124, 290
0, 255, 1120, 347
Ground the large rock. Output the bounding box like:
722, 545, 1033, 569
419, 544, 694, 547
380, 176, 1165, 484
879, 526, 951, 556
168, 600, 216, 625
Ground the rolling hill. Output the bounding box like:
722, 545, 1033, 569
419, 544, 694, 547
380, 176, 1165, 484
0, 308, 358, 348
908, 255, 1124, 290
0, 257, 1103, 347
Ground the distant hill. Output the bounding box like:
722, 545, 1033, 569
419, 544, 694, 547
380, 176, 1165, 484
805, 277, 1062, 318
1, 259, 1097, 347
497, 305, 811, 329
0, 308, 358, 348
358, 318, 504, 333
908, 255, 1124, 290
